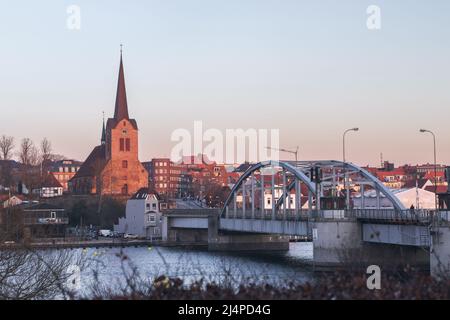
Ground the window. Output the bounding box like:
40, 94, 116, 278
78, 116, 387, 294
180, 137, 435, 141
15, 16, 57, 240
122, 160, 128, 168
121, 184, 128, 195
125, 138, 130, 151
120, 138, 124, 151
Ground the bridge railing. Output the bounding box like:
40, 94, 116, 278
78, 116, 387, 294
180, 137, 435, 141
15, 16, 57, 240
352, 209, 435, 223
224, 209, 311, 221
222, 207, 450, 224
432, 211, 450, 225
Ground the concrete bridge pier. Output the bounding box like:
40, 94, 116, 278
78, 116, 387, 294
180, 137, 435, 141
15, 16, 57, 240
208, 215, 289, 252
312, 220, 429, 271
431, 225, 450, 278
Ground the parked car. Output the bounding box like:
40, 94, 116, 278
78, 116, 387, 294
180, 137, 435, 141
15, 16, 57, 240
98, 229, 113, 237
123, 233, 139, 239
111, 231, 122, 238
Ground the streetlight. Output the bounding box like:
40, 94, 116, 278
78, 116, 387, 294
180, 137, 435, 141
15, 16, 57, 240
266, 146, 299, 163
420, 129, 438, 210
343, 128, 359, 209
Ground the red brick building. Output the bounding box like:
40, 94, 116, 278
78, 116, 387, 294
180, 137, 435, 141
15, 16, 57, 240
69, 52, 148, 196
144, 158, 186, 198
144, 155, 234, 199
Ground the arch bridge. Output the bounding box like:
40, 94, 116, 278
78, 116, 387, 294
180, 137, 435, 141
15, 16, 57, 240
219, 160, 408, 235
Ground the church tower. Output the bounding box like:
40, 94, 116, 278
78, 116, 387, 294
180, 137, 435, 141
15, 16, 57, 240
102, 49, 148, 195
70, 49, 148, 196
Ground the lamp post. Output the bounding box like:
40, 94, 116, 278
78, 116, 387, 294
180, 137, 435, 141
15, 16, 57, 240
343, 128, 359, 209
420, 129, 438, 211
265, 146, 299, 163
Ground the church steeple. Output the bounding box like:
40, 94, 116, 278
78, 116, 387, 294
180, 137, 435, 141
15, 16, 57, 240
113, 46, 129, 121
101, 111, 106, 145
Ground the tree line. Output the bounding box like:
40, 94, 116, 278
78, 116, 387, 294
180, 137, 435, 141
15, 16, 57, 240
0, 134, 66, 192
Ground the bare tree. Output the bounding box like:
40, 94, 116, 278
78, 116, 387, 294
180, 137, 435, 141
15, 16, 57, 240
0, 135, 15, 160
18, 138, 38, 166
40, 137, 52, 164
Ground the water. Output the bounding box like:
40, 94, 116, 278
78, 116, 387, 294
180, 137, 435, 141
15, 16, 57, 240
77, 242, 314, 295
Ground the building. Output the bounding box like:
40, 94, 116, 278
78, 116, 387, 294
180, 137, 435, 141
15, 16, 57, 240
376, 168, 408, 189
33, 174, 64, 198
0, 194, 24, 208
114, 188, 162, 239
416, 163, 447, 174
69, 51, 148, 196
144, 159, 185, 198
0, 160, 23, 192
50, 160, 82, 192
22, 203, 68, 239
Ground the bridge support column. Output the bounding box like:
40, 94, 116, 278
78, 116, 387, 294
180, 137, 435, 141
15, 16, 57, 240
312, 218, 429, 271
209, 216, 289, 252
431, 224, 450, 278
208, 233, 289, 252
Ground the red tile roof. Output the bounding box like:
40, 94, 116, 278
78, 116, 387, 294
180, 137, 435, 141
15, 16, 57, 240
424, 185, 448, 194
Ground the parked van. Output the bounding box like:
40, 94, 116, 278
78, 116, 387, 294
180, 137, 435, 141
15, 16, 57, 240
98, 229, 113, 237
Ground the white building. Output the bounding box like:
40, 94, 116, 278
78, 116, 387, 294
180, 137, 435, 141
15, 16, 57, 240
264, 188, 298, 209
1, 195, 24, 208
235, 184, 300, 209
353, 187, 436, 209
114, 188, 162, 239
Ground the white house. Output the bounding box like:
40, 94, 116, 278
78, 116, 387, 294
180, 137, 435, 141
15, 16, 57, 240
264, 188, 298, 210
114, 188, 162, 239
234, 182, 300, 210
353, 187, 436, 209
1, 195, 24, 208
32, 174, 63, 198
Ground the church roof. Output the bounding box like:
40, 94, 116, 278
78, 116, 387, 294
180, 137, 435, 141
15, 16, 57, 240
101, 117, 106, 144
108, 51, 138, 129
70, 144, 106, 179
42, 174, 63, 188
114, 52, 129, 121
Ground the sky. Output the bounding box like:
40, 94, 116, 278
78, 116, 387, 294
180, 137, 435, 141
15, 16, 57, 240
0, 0, 449, 166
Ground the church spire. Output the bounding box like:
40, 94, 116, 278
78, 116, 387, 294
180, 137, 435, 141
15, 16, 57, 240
113, 45, 129, 121
101, 111, 106, 144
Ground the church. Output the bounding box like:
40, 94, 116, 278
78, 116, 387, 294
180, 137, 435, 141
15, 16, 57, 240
69, 51, 148, 196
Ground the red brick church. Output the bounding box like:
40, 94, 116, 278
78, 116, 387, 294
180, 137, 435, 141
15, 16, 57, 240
69, 51, 148, 196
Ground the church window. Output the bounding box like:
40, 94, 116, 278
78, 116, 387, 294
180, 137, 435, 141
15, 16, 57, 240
122, 160, 128, 168
122, 184, 128, 195
125, 138, 130, 151
120, 138, 125, 151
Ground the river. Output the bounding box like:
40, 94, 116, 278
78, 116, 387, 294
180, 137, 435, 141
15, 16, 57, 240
76, 242, 314, 295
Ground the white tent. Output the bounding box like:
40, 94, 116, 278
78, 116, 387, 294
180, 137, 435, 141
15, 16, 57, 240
353, 187, 436, 210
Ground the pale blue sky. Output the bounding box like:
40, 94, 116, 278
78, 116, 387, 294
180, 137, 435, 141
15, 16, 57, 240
0, 0, 449, 166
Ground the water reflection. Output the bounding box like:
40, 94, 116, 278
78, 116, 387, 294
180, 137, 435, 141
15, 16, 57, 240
78, 242, 314, 295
